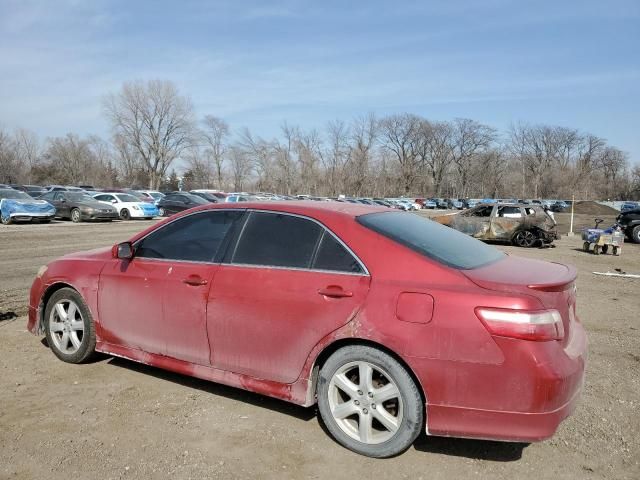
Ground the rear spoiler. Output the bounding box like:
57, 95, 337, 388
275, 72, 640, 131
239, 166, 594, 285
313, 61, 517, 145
527, 263, 577, 292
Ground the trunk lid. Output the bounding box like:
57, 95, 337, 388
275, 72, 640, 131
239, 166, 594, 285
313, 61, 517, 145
463, 256, 577, 347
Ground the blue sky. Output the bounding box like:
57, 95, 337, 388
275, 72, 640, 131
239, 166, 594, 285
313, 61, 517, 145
1, 0, 639, 162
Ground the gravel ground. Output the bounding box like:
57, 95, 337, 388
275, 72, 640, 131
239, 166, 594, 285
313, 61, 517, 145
0, 215, 638, 480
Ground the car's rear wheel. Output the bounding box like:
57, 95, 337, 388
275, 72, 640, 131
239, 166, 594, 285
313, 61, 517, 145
120, 208, 131, 220
317, 345, 423, 458
513, 229, 537, 248
44, 288, 96, 363
71, 208, 81, 223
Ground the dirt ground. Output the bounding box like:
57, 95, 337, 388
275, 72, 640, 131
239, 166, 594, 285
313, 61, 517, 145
0, 215, 639, 480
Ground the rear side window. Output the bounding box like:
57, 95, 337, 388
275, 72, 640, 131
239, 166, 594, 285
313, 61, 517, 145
357, 211, 505, 270
136, 210, 242, 262
232, 212, 322, 268
313, 232, 363, 273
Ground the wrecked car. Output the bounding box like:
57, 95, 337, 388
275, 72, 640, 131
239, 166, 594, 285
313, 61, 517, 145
433, 203, 558, 247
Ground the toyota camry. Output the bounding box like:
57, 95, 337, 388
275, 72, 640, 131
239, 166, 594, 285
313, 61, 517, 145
28, 201, 586, 458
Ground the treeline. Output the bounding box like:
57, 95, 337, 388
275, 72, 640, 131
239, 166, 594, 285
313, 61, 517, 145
1, 79, 638, 200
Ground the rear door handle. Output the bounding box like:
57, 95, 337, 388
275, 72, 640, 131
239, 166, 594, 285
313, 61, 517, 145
183, 275, 208, 286
318, 286, 353, 298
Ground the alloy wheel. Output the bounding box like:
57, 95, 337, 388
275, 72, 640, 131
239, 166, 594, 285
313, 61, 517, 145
515, 230, 537, 248
48, 299, 85, 355
327, 361, 403, 445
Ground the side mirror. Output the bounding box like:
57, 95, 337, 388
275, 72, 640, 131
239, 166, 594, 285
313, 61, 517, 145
111, 199, 117, 204
112, 242, 134, 260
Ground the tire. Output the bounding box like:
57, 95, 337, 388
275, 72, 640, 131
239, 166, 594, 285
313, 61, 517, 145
1, 215, 12, 225
43, 287, 96, 363
120, 208, 131, 220
158, 207, 166, 217
601, 245, 609, 255
513, 230, 537, 248
631, 226, 640, 244
71, 208, 81, 223
593, 245, 600, 255
613, 246, 619, 256
317, 345, 423, 458
582, 242, 590, 252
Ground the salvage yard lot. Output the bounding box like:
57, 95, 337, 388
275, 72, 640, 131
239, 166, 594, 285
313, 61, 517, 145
1, 216, 639, 479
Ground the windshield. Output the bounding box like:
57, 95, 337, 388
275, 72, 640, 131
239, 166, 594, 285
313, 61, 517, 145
149, 192, 163, 199
0, 189, 32, 200
116, 194, 141, 203
357, 211, 505, 270
66, 192, 94, 201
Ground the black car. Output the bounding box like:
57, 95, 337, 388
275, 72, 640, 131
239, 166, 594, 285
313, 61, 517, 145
39, 191, 119, 222
617, 208, 640, 243
157, 192, 209, 216
189, 191, 220, 203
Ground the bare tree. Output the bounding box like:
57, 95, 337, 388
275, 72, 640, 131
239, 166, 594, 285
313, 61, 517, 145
201, 115, 229, 189
104, 80, 195, 189
379, 114, 422, 194
418, 120, 455, 196
321, 120, 351, 196
348, 114, 377, 196
450, 119, 496, 197
228, 145, 253, 191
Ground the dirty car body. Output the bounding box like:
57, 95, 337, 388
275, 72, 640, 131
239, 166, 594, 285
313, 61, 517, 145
433, 203, 558, 247
28, 202, 585, 457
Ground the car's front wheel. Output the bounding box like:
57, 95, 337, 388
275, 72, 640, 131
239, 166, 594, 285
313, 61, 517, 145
71, 208, 81, 223
120, 208, 131, 220
1, 215, 12, 225
44, 288, 96, 363
631, 225, 640, 244
158, 207, 166, 217
317, 345, 423, 458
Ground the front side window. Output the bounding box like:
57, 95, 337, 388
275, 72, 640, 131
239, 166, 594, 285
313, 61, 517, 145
232, 212, 322, 268
136, 211, 242, 262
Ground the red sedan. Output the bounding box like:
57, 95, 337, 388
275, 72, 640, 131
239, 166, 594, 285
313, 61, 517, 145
28, 202, 586, 458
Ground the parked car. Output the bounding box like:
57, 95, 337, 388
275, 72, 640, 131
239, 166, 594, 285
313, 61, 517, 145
157, 192, 209, 216
416, 198, 436, 209
446, 198, 464, 209
189, 191, 221, 203
431, 198, 448, 209
616, 207, 640, 243
136, 190, 165, 204
93, 192, 158, 220
551, 201, 568, 212
10, 185, 47, 198
224, 194, 257, 203
0, 188, 56, 224
39, 191, 118, 222
620, 202, 639, 213
28, 202, 586, 458
433, 203, 558, 247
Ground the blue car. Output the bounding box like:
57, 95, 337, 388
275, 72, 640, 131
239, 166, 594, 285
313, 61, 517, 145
621, 202, 639, 213
0, 188, 56, 224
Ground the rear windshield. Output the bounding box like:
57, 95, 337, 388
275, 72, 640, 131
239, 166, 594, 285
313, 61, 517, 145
357, 211, 505, 269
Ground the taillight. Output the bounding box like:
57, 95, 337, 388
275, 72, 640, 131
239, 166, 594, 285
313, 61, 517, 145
475, 307, 565, 341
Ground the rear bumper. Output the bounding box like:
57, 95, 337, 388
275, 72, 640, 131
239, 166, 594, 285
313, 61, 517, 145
409, 322, 587, 442
426, 375, 583, 442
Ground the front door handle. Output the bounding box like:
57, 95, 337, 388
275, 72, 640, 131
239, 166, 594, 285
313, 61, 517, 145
183, 275, 208, 286
318, 286, 353, 298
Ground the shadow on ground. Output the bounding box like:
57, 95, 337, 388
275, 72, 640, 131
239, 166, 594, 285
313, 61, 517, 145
105, 355, 528, 461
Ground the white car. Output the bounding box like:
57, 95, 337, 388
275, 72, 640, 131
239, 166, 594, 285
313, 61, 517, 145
93, 192, 159, 220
